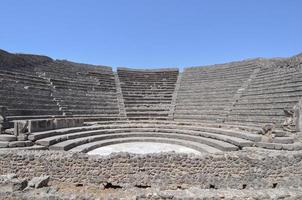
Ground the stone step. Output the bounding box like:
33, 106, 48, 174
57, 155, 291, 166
176, 96, 234, 101
123, 94, 173, 97
0, 145, 47, 150
0, 73, 48, 85
51, 79, 114, 87
122, 91, 174, 95
184, 65, 255, 74
177, 93, 235, 98
180, 79, 245, 85
53, 89, 117, 96
6, 109, 62, 116
0, 97, 56, 105
123, 97, 172, 101
65, 110, 119, 115
273, 137, 294, 144
119, 79, 177, 83
0, 102, 59, 110
120, 84, 176, 88
53, 93, 118, 100
124, 104, 172, 109
0, 88, 51, 97
125, 107, 170, 112
174, 110, 227, 115
176, 99, 232, 104
79, 123, 261, 142
228, 110, 285, 116
252, 74, 302, 85
53, 85, 116, 92
176, 102, 230, 107
243, 89, 302, 97
0, 78, 49, 90
126, 112, 169, 117
179, 85, 240, 91
0, 134, 17, 142
255, 142, 302, 151
69, 137, 221, 154
181, 76, 248, 82
52, 83, 117, 91
0, 69, 46, 80
61, 105, 119, 110
182, 70, 250, 76
248, 81, 302, 92
174, 114, 224, 121
126, 116, 169, 120
120, 80, 177, 84
57, 99, 118, 106
124, 100, 172, 104
223, 121, 263, 129
177, 90, 237, 96
231, 103, 294, 110
121, 88, 175, 92
175, 107, 226, 112
256, 68, 299, 76
0, 94, 53, 105
237, 97, 300, 105
50, 78, 116, 87
253, 73, 301, 82
28, 125, 108, 141
225, 116, 283, 125
178, 91, 237, 97
0, 81, 51, 91
182, 70, 253, 77
48, 132, 239, 151
0, 140, 33, 148
6, 115, 64, 122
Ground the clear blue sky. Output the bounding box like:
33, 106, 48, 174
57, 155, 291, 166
1, 0, 301, 70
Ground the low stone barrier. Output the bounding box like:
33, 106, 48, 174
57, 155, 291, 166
14, 118, 84, 135
0, 148, 302, 189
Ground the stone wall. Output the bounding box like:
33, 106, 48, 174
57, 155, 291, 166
0, 148, 302, 190
14, 118, 84, 135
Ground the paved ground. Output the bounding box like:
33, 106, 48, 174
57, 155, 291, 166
87, 142, 202, 155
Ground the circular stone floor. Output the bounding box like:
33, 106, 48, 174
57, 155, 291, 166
87, 142, 202, 155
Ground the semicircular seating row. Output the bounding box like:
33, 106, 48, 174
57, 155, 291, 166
27, 121, 301, 154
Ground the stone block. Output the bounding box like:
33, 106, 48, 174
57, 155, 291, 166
28, 175, 50, 188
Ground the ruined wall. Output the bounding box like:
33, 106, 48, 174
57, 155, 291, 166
0, 149, 302, 190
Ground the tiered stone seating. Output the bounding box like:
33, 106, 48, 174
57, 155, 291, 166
174, 60, 260, 123
0, 50, 60, 120
117, 68, 179, 120
225, 56, 302, 127
27, 120, 300, 152
37, 61, 119, 118
1, 49, 302, 152
0, 67, 62, 117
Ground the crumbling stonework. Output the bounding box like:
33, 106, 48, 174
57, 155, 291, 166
0, 106, 8, 134
282, 99, 302, 133
0, 148, 302, 190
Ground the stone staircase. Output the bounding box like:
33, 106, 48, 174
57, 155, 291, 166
117, 68, 179, 120
114, 72, 127, 119
169, 72, 182, 120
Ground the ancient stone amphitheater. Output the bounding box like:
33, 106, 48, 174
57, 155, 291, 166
1, 49, 302, 199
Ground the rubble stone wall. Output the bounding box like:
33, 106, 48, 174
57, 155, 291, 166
0, 149, 302, 189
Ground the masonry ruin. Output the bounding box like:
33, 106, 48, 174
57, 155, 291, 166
1, 49, 302, 199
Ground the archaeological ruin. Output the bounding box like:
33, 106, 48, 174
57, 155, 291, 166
1, 49, 302, 199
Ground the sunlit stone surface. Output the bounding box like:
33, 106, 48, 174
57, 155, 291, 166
87, 142, 202, 155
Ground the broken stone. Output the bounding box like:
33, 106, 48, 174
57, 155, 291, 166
0, 174, 27, 192
28, 175, 50, 189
